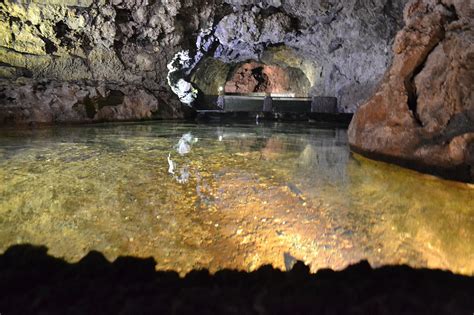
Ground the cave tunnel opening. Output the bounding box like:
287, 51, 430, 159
173, 45, 343, 114
191, 58, 312, 99
223, 61, 311, 96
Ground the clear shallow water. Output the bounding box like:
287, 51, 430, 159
0, 122, 473, 275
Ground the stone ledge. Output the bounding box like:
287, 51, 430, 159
349, 145, 473, 184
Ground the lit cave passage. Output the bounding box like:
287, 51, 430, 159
185, 46, 320, 112
192, 59, 311, 97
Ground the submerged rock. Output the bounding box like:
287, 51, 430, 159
348, 0, 474, 183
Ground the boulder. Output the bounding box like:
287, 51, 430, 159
348, 0, 474, 182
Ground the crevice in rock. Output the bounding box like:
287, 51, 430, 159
328, 38, 343, 53
440, 3, 459, 23
78, 32, 93, 53
213, 3, 234, 24
8, 16, 21, 27
40, 36, 58, 54
112, 39, 127, 68
82, 90, 125, 118
330, 64, 349, 81
83, 97, 97, 118
8, 17, 20, 43
34, 81, 49, 92
12, 66, 33, 78
382, 0, 405, 36
404, 68, 423, 126
259, 6, 284, 18
175, 13, 199, 51
251, 66, 269, 92
0, 91, 16, 102
54, 21, 73, 48
1, 46, 46, 57
314, 6, 343, 26
404, 40, 443, 127
113, 40, 124, 53
115, 8, 132, 24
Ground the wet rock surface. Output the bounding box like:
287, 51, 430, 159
1, 0, 408, 124
348, 0, 474, 183
0, 244, 473, 314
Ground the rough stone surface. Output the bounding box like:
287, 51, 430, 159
1, 0, 409, 124
348, 0, 474, 182
0, 0, 220, 123
0, 79, 183, 124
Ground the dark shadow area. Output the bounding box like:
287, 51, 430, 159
0, 244, 472, 314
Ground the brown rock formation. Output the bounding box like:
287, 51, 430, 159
224, 62, 291, 94
348, 0, 474, 182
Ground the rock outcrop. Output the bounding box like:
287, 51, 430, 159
0, 79, 185, 124
1, 0, 409, 124
348, 0, 474, 182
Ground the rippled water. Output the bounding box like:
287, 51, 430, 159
0, 122, 473, 275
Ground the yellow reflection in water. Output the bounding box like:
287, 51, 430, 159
346, 154, 474, 275
0, 124, 472, 276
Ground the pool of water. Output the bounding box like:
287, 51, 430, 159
0, 122, 473, 275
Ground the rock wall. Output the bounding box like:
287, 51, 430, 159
1, 0, 408, 124
0, 0, 223, 124
348, 0, 474, 183
0, 79, 183, 124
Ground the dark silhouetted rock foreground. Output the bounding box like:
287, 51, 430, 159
0, 244, 473, 314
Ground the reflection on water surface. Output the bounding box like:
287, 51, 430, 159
0, 122, 472, 275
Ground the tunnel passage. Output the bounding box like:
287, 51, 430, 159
223, 61, 310, 96
191, 59, 311, 97
190, 46, 315, 99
